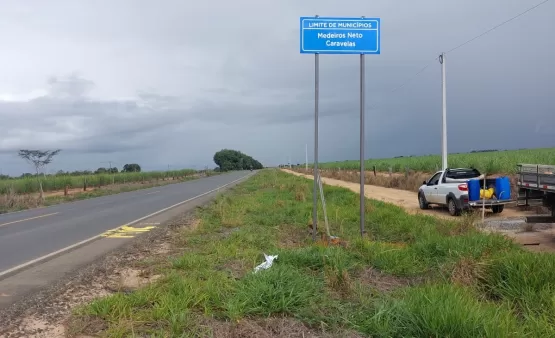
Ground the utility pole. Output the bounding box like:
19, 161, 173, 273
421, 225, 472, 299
101, 161, 115, 184
439, 52, 448, 170
101, 161, 114, 171
305, 144, 308, 171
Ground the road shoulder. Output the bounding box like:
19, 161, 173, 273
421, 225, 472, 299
0, 178, 247, 338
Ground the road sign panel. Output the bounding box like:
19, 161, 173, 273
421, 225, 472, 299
300, 17, 380, 54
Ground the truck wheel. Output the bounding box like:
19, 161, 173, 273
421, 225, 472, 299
418, 193, 429, 209
448, 198, 461, 216
492, 205, 504, 214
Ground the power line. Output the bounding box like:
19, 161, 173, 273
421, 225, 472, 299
369, 0, 550, 109
445, 0, 551, 54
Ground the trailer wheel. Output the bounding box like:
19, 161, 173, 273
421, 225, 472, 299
448, 198, 461, 216
492, 205, 504, 214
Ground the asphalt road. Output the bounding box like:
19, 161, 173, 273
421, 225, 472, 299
0, 171, 250, 274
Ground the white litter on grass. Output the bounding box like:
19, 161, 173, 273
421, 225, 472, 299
253, 253, 278, 273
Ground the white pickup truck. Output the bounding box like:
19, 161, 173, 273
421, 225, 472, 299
418, 168, 513, 216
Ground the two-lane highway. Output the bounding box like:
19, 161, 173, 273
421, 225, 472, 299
0, 171, 251, 275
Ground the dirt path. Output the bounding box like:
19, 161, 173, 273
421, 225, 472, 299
282, 169, 529, 220
282, 169, 555, 252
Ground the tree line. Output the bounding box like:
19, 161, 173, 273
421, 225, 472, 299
0, 149, 144, 180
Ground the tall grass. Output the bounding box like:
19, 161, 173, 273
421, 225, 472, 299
0, 169, 198, 194
69, 170, 555, 337
315, 147, 555, 174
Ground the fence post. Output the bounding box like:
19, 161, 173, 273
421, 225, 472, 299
389, 167, 392, 177
373, 166, 376, 176
405, 166, 409, 178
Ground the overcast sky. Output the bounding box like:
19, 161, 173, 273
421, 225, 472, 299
0, 0, 553, 175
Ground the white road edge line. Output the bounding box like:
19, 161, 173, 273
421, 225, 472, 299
0, 173, 253, 279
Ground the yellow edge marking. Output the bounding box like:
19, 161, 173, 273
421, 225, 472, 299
0, 212, 60, 228
101, 225, 157, 238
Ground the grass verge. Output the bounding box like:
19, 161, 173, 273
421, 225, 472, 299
69, 169, 555, 337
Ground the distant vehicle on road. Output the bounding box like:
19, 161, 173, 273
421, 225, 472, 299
418, 168, 513, 216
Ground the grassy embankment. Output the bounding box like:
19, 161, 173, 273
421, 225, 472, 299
293, 147, 555, 194
0, 169, 216, 214
69, 170, 555, 337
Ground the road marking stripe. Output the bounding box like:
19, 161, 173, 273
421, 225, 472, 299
101, 225, 157, 238
0, 212, 60, 228
145, 191, 161, 195
104, 234, 135, 238
0, 173, 253, 279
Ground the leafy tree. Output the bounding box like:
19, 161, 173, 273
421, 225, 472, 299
95, 167, 108, 174
213, 149, 263, 172
18, 149, 61, 200
122, 163, 141, 172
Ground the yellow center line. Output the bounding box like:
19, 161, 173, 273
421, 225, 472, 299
0, 212, 60, 228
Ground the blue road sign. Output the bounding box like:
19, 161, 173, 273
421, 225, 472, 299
300, 17, 380, 54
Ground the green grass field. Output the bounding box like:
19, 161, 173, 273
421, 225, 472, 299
316, 147, 555, 174
0, 169, 198, 195
69, 170, 555, 337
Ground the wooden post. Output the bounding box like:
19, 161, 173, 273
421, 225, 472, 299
373, 166, 376, 176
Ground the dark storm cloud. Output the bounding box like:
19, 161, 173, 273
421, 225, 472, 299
0, 0, 553, 175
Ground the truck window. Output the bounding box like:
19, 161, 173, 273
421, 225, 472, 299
444, 168, 481, 180
428, 172, 442, 185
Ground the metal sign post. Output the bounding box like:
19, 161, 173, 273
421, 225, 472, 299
359, 17, 366, 236
313, 33, 320, 241
300, 16, 381, 239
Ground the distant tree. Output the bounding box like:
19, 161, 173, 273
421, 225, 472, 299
18, 149, 61, 200
213, 149, 263, 172
95, 167, 118, 174
122, 163, 141, 172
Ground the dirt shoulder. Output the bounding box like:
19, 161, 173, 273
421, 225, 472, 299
0, 210, 198, 338
281, 169, 530, 220
281, 169, 555, 253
